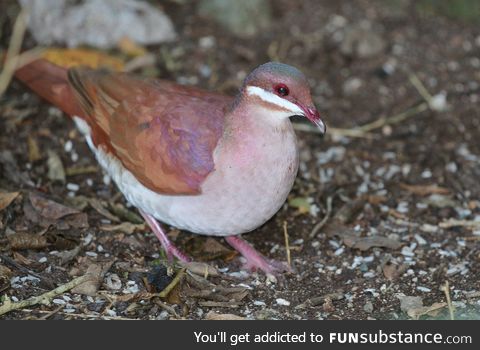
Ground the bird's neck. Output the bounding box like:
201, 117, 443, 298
226, 96, 294, 136
218, 100, 297, 168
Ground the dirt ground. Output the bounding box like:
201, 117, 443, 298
1, 0, 480, 320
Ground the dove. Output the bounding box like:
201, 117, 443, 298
15, 59, 325, 274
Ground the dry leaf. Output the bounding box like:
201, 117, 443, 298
47, 150, 66, 183
109, 203, 143, 224
7, 232, 48, 250
0, 265, 13, 278
0, 265, 12, 290
205, 311, 245, 320
400, 183, 450, 196
27, 136, 41, 162
0, 191, 20, 211
42, 48, 124, 70
199, 238, 235, 261
65, 166, 98, 176
101, 222, 145, 234
180, 261, 220, 277
55, 246, 81, 265
382, 262, 407, 281
88, 198, 120, 222
71, 260, 113, 296
335, 197, 366, 223
29, 192, 79, 219
342, 235, 401, 251
366, 195, 387, 205
118, 36, 147, 57
58, 213, 89, 229
407, 302, 447, 320
12, 251, 36, 265
397, 295, 447, 320
326, 222, 400, 251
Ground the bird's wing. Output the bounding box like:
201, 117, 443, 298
67, 67, 231, 195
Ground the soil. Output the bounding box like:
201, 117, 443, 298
1, 0, 480, 320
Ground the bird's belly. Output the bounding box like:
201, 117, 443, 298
166, 141, 299, 235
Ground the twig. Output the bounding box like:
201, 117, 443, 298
0, 275, 89, 316
198, 301, 240, 308
408, 72, 433, 104
154, 299, 179, 318
441, 280, 455, 320
0, 8, 29, 96
439, 219, 480, 229
294, 102, 428, 138
19, 309, 138, 320
124, 53, 156, 72
38, 305, 63, 320
158, 268, 185, 298
283, 221, 291, 267
310, 195, 333, 238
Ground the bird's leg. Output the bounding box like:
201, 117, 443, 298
141, 211, 191, 263
225, 235, 291, 275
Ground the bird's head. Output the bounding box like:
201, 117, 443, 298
242, 62, 326, 135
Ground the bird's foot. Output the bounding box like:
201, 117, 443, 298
225, 235, 291, 275
141, 211, 191, 263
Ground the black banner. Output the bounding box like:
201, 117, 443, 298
0, 320, 477, 350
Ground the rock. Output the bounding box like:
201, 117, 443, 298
363, 301, 374, 313
20, 0, 176, 48
340, 22, 386, 59
342, 77, 363, 95
198, 0, 271, 38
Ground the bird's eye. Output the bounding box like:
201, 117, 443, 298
274, 84, 289, 97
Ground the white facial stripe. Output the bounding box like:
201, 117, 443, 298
246, 86, 304, 116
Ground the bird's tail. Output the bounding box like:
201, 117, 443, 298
14, 59, 85, 118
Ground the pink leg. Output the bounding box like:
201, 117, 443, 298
225, 235, 291, 275
141, 211, 191, 263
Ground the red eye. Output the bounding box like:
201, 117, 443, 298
274, 84, 289, 97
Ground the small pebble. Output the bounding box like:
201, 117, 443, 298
105, 309, 117, 317
417, 286, 431, 293
421, 169, 432, 178
414, 234, 427, 245
64, 140, 73, 152
363, 271, 375, 278
363, 301, 374, 313
276, 298, 290, 306
103, 174, 111, 185
401, 246, 415, 257
198, 36, 216, 49
334, 247, 345, 256
66, 183, 80, 191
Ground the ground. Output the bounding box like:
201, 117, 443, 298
1, 0, 480, 320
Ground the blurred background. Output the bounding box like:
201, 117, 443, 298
1, 1, 480, 320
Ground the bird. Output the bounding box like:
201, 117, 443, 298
15, 59, 326, 274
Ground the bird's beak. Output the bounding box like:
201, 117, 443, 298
300, 105, 326, 135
